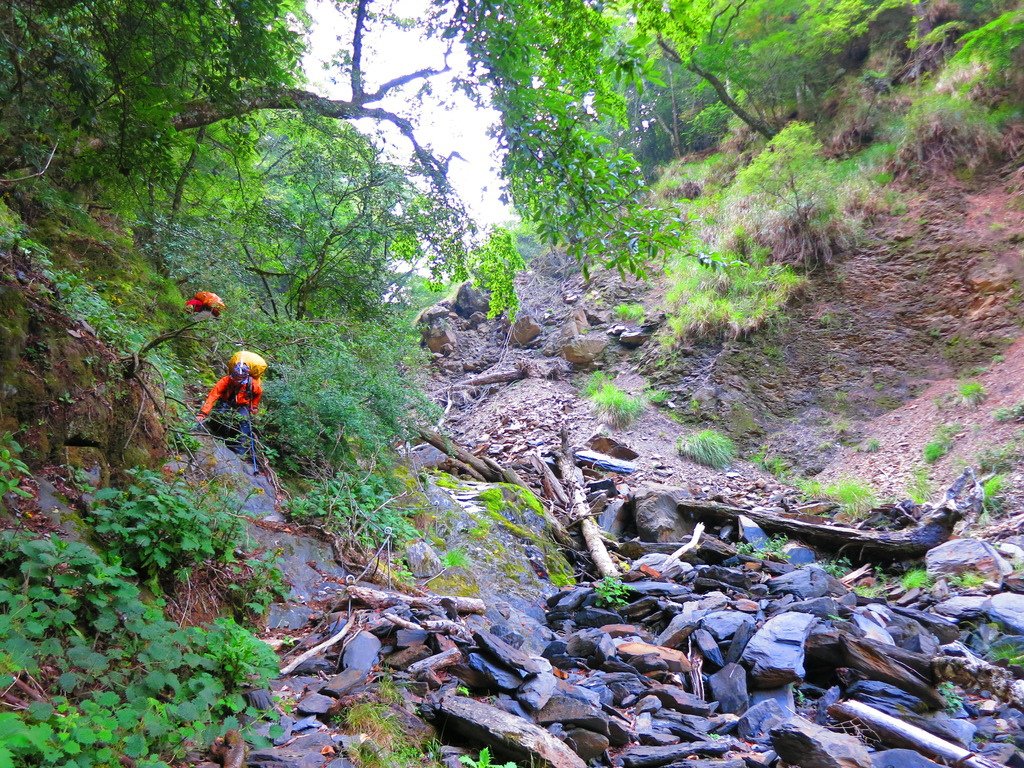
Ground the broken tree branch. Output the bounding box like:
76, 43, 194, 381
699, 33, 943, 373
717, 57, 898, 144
280, 616, 356, 675
343, 584, 486, 615
557, 425, 617, 579
932, 646, 1024, 710
828, 700, 1003, 768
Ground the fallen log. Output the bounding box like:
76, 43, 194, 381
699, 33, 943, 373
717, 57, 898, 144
828, 700, 1003, 768
280, 616, 355, 676
343, 585, 486, 615
616, 537, 736, 563
458, 368, 526, 388
676, 468, 982, 560
406, 647, 463, 678
839, 635, 945, 710
557, 425, 618, 578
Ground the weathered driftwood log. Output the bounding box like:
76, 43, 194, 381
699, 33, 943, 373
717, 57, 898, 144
556, 425, 618, 578
675, 469, 982, 560
343, 585, 486, 615
828, 700, 1003, 768
839, 636, 945, 710
616, 537, 736, 563
458, 368, 526, 388
932, 646, 1024, 710
406, 647, 464, 678
280, 616, 355, 675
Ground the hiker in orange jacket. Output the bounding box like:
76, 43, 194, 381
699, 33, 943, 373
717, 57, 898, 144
196, 362, 262, 455
185, 291, 225, 317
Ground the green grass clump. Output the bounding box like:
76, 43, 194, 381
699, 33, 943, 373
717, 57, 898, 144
590, 383, 646, 428
677, 430, 736, 468
823, 477, 878, 518
993, 402, 1024, 422
613, 303, 646, 323
923, 424, 959, 463
900, 568, 933, 591
583, 371, 613, 397
982, 473, 1007, 517
957, 380, 987, 407
905, 467, 933, 504
858, 438, 881, 453
949, 571, 988, 589
976, 440, 1022, 473
664, 255, 805, 342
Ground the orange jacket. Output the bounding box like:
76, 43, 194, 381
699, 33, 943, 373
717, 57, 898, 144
200, 376, 263, 417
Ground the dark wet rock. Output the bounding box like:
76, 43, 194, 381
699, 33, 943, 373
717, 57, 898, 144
428, 694, 587, 768
619, 328, 652, 348
453, 281, 491, 318
565, 628, 617, 665
634, 485, 693, 542
267, 604, 316, 630
295, 692, 334, 716
749, 686, 796, 719
248, 732, 336, 768
934, 595, 989, 621
737, 698, 788, 739
988, 592, 1024, 633
519, 671, 558, 711
625, 582, 693, 599
742, 612, 817, 688
474, 628, 550, 676
872, 749, 945, 768
565, 727, 610, 760
342, 630, 381, 673
771, 716, 872, 768
468, 652, 525, 690
767, 567, 843, 600
785, 596, 842, 620
573, 606, 624, 628
290, 656, 332, 675
701, 610, 755, 643
618, 740, 735, 767
926, 538, 1011, 583
648, 684, 712, 716
322, 668, 366, 698
406, 540, 443, 578
708, 662, 748, 715
692, 627, 725, 667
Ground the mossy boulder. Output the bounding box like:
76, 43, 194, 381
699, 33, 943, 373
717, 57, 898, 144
423, 477, 575, 652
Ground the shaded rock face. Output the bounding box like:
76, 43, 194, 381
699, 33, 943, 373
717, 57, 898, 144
633, 485, 693, 542
424, 319, 458, 354
454, 281, 491, 318
560, 334, 608, 366
771, 716, 873, 768
422, 479, 572, 654
512, 314, 543, 346
406, 540, 443, 578
926, 538, 1011, 583
741, 612, 817, 688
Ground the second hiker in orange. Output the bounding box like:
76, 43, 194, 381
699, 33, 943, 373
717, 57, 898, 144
197, 362, 262, 455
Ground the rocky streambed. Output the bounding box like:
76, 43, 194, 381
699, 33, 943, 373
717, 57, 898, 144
218, 508, 1024, 768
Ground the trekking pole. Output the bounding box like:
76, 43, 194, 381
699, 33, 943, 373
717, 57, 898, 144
247, 411, 259, 475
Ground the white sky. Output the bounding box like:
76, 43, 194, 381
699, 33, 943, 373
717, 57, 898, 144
302, 0, 513, 228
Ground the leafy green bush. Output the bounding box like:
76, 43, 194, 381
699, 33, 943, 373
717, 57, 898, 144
0, 433, 32, 513
468, 228, 526, 319
589, 383, 646, 428
728, 122, 855, 269
285, 471, 418, 552
0, 532, 278, 767
823, 477, 878, 517
460, 747, 518, 768
594, 576, 633, 609
664, 254, 804, 342
613, 303, 646, 323
957, 380, 987, 407
677, 430, 736, 468
893, 93, 1001, 177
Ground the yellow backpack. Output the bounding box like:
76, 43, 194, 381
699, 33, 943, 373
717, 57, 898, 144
229, 351, 268, 379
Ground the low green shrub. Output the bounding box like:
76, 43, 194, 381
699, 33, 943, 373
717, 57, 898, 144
900, 568, 932, 591
892, 93, 1001, 177
664, 254, 805, 342
905, 467, 933, 504
983, 473, 1007, 516
0, 532, 279, 767
993, 402, 1024, 422
677, 430, 736, 468
976, 440, 1022, 473
858, 438, 881, 453
957, 380, 987, 407
823, 477, 878, 517
923, 424, 959, 463
736, 535, 790, 561
594, 576, 633, 609
583, 371, 613, 397
613, 303, 646, 323
0, 433, 32, 513
590, 383, 646, 428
